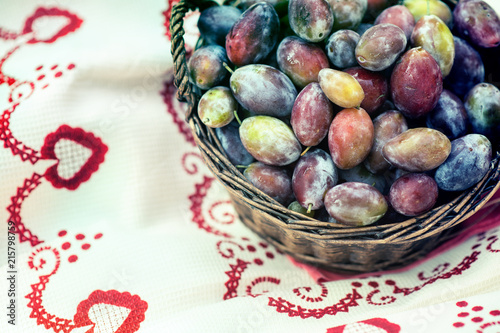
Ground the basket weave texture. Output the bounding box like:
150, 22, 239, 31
169, 0, 500, 273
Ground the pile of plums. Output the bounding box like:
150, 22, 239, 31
186, 0, 500, 226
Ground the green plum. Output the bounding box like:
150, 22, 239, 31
239, 116, 302, 166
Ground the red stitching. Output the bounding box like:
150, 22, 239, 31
0, 104, 42, 164
22, 7, 83, 44
41, 125, 108, 190
246, 276, 281, 298
161, 78, 196, 146
217, 240, 244, 259
293, 281, 329, 303
6, 173, 44, 246
24, 247, 73, 333
366, 289, 397, 306
268, 289, 363, 319
189, 176, 232, 238
74, 290, 148, 333
486, 236, 500, 253
386, 251, 480, 296
209, 200, 235, 225
327, 318, 401, 333
0, 27, 19, 40
181, 152, 203, 174
223, 259, 250, 300
417, 263, 450, 281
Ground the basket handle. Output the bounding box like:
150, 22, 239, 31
169, 0, 218, 120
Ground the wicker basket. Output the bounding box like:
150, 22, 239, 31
169, 0, 500, 273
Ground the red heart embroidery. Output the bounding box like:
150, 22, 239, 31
41, 125, 108, 190
22, 7, 83, 44
327, 318, 401, 333
74, 290, 148, 333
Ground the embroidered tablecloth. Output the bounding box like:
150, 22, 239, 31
1, 0, 500, 332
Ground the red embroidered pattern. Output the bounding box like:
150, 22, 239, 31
182, 152, 203, 174
24, 246, 75, 333
452, 299, 500, 331
246, 277, 281, 298
183, 153, 283, 299
25, 235, 104, 331
268, 289, 363, 319
208, 200, 235, 225
417, 263, 450, 281
217, 240, 244, 259
327, 318, 401, 333
7, 173, 44, 246
366, 286, 397, 306
22, 7, 83, 44
0, 37, 42, 161
1, 104, 42, 164
0, 7, 82, 162
25, 246, 148, 333
57, 231, 102, 263
224, 259, 250, 300
217, 238, 280, 299
189, 176, 233, 238
0, 27, 19, 40
486, 235, 499, 253
293, 280, 328, 303
74, 290, 148, 333
385, 251, 480, 296
1, 7, 140, 331
6, 124, 109, 246
41, 125, 108, 190
265, 234, 491, 319
161, 78, 195, 146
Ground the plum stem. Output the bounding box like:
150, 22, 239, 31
235, 164, 248, 169
307, 203, 313, 214
375, 94, 385, 102
233, 110, 242, 125
223, 62, 234, 74
301, 146, 311, 156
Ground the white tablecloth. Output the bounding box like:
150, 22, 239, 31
1, 0, 500, 332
